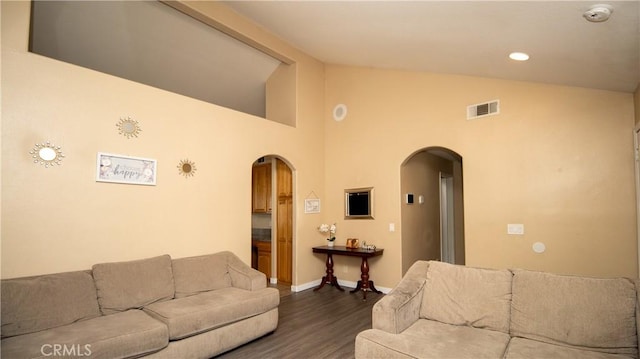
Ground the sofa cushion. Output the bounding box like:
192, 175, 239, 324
92, 255, 174, 315
144, 287, 279, 340
420, 261, 513, 333
1, 309, 168, 359
172, 252, 231, 298
510, 269, 638, 356
505, 337, 636, 359
1, 270, 101, 338
355, 319, 511, 359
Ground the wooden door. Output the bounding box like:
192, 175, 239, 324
252, 163, 271, 213
277, 160, 292, 196
276, 159, 293, 284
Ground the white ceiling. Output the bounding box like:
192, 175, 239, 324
226, 1, 640, 93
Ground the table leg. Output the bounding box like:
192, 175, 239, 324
368, 280, 382, 294
314, 253, 344, 292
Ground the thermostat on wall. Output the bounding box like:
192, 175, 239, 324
406, 193, 414, 204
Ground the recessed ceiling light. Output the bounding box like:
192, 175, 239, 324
509, 52, 530, 61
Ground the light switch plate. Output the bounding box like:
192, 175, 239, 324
507, 224, 524, 235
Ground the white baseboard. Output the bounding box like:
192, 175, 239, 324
290, 279, 321, 292
337, 279, 358, 289
291, 279, 392, 294
374, 286, 392, 294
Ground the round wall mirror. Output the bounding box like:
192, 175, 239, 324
39, 147, 57, 161
122, 121, 136, 133
30, 142, 64, 168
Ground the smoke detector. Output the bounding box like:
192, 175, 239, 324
583, 4, 613, 22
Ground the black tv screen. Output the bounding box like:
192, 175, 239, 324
347, 192, 370, 216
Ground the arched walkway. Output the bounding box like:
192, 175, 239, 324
250, 155, 295, 286
400, 147, 464, 275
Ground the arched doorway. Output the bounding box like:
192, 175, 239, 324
250, 156, 294, 286
400, 147, 464, 275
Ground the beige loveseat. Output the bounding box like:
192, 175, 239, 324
1, 251, 279, 359
355, 260, 639, 358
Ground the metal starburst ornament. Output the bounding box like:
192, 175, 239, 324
116, 117, 142, 139
178, 159, 197, 178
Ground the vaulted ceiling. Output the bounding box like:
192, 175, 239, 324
30, 1, 640, 120
226, 0, 639, 93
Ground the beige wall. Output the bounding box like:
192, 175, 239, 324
635, 87, 640, 126
324, 65, 637, 285
0, 1, 329, 282
453, 160, 465, 265
2, 1, 638, 287
266, 63, 297, 127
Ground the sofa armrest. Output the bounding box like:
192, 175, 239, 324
372, 261, 429, 334
226, 251, 267, 291
635, 279, 640, 342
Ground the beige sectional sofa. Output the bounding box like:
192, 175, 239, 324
355, 260, 639, 358
1, 251, 279, 359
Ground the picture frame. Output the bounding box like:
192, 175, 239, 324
96, 152, 157, 185
304, 199, 321, 213
346, 238, 359, 249
345, 187, 374, 219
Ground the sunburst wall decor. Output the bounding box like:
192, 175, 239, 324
178, 159, 197, 178
30, 141, 64, 168
116, 116, 142, 138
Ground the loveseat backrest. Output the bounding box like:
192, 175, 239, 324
420, 261, 513, 334
92, 254, 175, 315
1, 270, 101, 338
171, 252, 232, 298
510, 269, 638, 357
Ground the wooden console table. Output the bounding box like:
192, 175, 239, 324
312, 245, 384, 300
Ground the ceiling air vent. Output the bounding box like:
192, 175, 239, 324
467, 100, 499, 120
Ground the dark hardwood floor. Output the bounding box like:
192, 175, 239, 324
215, 284, 383, 359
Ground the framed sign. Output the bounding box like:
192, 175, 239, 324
304, 199, 321, 213
96, 152, 157, 185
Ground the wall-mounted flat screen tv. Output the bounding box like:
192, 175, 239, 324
345, 187, 374, 219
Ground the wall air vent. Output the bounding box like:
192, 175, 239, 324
467, 100, 500, 120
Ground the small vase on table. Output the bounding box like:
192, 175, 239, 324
319, 223, 337, 248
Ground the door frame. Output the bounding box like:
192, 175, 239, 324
634, 125, 640, 277
250, 156, 295, 287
